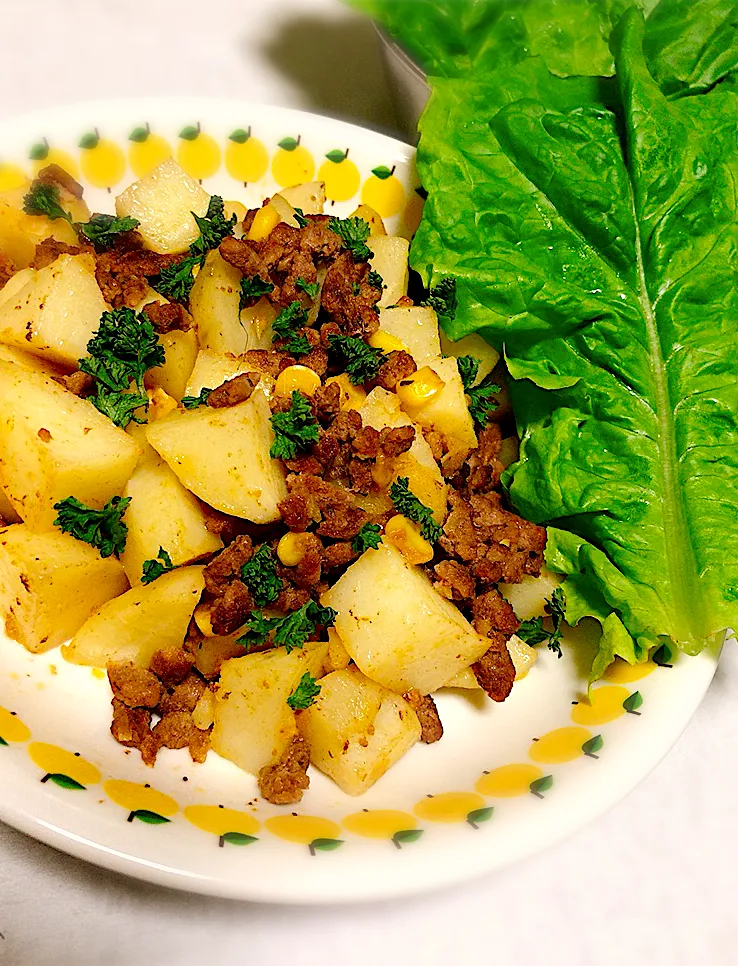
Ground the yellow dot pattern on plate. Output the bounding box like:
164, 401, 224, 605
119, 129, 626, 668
604, 658, 656, 684
342, 810, 417, 839
0, 162, 27, 192
225, 133, 269, 185
476, 763, 545, 798
184, 805, 260, 838
571, 685, 630, 726
413, 791, 485, 824
32, 148, 78, 179
318, 152, 361, 202
177, 129, 221, 182
361, 170, 405, 219
529, 727, 592, 764
128, 130, 173, 178
103, 780, 178, 817
0, 707, 31, 743
80, 137, 126, 190
271, 140, 315, 188
28, 742, 100, 785
265, 814, 340, 845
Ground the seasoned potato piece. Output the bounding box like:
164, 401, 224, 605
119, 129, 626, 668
499, 569, 564, 621
322, 543, 489, 694
0, 524, 128, 653
0, 342, 63, 379
324, 629, 352, 673
145, 388, 287, 523
191, 631, 245, 679
144, 329, 198, 401
350, 203, 386, 236
0, 483, 21, 524
297, 667, 421, 795
0, 196, 87, 269
0, 267, 35, 309
115, 158, 210, 253
444, 634, 537, 688
277, 181, 326, 214
368, 236, 409, 308
378, 305, 441, 363
120, 457, 222, 585
211, 643, 328, 775
185, 349, 250, 397
440, 330, 500, 383
0, 254, 107, 369
62, 566, 204, 667
0, 361, 140, 530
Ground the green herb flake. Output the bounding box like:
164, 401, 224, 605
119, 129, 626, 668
351, 523, 383, 553
293, 207, 309, 228
149, 255, 200, 304
78, 213, 140, 251
287, 672, 322, 710
237, 600, 337, 654
273, 300, 309, 341
367, 269, 384, 290
240, 544, 283, 607
80, 307, 164, 392
189, 195, 237, 259
270, 391, 320, 460
516, 587, 566, 658
389, 477, 442, 543
22, 182, 71, 223
239, 274, 274, 308
181, 387, 212, 409
53, 495, 130, 558
328, 215, 372, 261
296, 277, 320, 298
420, 277, 457, 325
328, 334, 386, 385
141, 547, 174, 585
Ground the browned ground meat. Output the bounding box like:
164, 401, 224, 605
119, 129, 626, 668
207, 373, 258, 408
423, 428, 447, 463
95, 250, 178, 308
462, 424, 505, 494
321, 541, 358, 570
313, 381, 342, 423
203, 534, 253, 595
0, 251, 14, 290
379, 425, 415, 458
472, 589, 519, 644
375, 350, 417, 390
243, 349, 280, 377
158, 672, 205, 715
32, 238, 90, 270
153, 710, 194, 750
110, 699, 151, 747
279, 474, 367, 539
188, 726, 211, 764
284, 532, 323, 589
433, 560, 476, 602
63, 371, 96, 397
258, 734, 311, 804
148, 646, 194, 686
108, 662, 163, 709
219, 234, 265, 276
200, 505, 248, 545
275, 585, 311, 613
473, 645, 516, 702
320, 251, 379, 337
404, 690, 444, 743
143, 300, 192, 333
210, 579, 254, 636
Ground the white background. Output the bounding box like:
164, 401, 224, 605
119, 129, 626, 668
0, 2, 736, 964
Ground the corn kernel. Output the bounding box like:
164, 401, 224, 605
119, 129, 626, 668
147, 387, 177, 421
325, 373, 367, 411
384, 514, 434, 565
277, 532, 312, 567
371, 456, 395, 488
368, 330, 407, 353
275, 364, 321, 398
248, 203, 281, 241
194, 603, 215, 637
396, 366, 445, 411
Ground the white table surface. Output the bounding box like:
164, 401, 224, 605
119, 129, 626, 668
0, 2, 735, 964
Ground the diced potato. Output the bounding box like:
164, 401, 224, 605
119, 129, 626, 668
62, 566, 204, 667
324, 628, 352, 673
191, 631, 245, 679
185, 349, 249, 397
115, 158, 210, 254
269, 194, 301, 228
0, 524, 128, 653
0, 361, 140, 530
211, 642, 328, 775
0, 198, 87, 269
277, 181, 326, 214
0, 254, 107, 369
440, 330, 500, 382
119, 458, 222, 585
192, 689, 216, 730
322, 543, 489, 694
298, 667, 421, 795
368, 236, 409, 308
190, 250, 245, 354
0, 342, 64, 379
403, 356, 477, 476
240, 297, 276, 349
499, 569, 564, 621
0, 267, 35, 309
378, 305, 441, 363
126, 422, 159, 465
350, 203, 386, 236
443, 634, 537, 688
145, 388, 287, 523
0, 483, 21, 523
143, 328, 198, 401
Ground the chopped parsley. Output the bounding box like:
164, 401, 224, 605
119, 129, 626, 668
141, 547, 174, 585
296, 277, 319, 299
150, 255, 200, 304
22, 182, 71, 222
53, 495, 130, 558
237, 600, 337, 654
351, 281, 361, 296
328, 334, 385, 385
287, 672, 321, 710
239, 274, 274, 308
77, 213, 140, 251
351, 522, 382, 553
181, 387, 212, 409
367, 269, 384, 290
516, 587, 566, 659
421, 277, 457, 325
240, 544, 283, 607
270, 391, 320, 460
328, 215, 371, 261
273, 300, 309, 341
293, 207, 309, 228
457, 354, 501, 430
189, 195, 237, 259
282, 332, 312, 356
389, 477, 442, 543
90, 387, 149, 427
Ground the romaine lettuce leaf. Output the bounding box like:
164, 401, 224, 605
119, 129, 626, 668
412, 9, 738, 674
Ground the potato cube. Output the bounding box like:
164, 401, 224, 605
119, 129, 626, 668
115, 158, 210, 253
368, 236, 409, 308
0, 197, 87, 269
440, 330, 500, 382
499, 569, 564, 621
0, 268, 35, 309
378, 305, 441, 363
211, 643, 328, 775
0, 254, 107, 369
297, 667, 421, 795
143, 328, 198, 401
443, 634, 537, 688
0, 484, 21, 524
322, 543, 489, 694
0, 524, 128, 653
120, 457, 222, 585
0, 361, 140, 530
0, 341, 65, 379
277, 181, 326, 214
62, 566, 204, 667
145, 388, 287, 523
350, 204, 386, 236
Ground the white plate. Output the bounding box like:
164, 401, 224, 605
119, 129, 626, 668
0, 99, 722, 904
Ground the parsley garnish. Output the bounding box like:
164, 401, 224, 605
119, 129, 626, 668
283, 332, 312, 356
240, 544, 283, 607
53, 495, 130, 558
421, 277, 457, 324
457, 355, 480, 391
141, 547, 174, 585
293, 207, 309, 228
328, 215, 371, 261
287, 672, 321, 710
150, 255, 200, 304
328, 334, 385, 385
181, 387, 212, 409
239, 274, 274, 308
457, 354, 501, 430
237, 600, 337, 654
270, 391, 320, 460
22, 182, 71, 222
189, 196, 237, 259
351, 281, 361, 296
90, 387, 149, 427
273, 300, 309, 341
367, 269, 384, 290
351, 522, 382, 553
296, 277, 319, 299
78, 213, 140, 251
389, 477, 442, 543
516, 588, 566, 659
